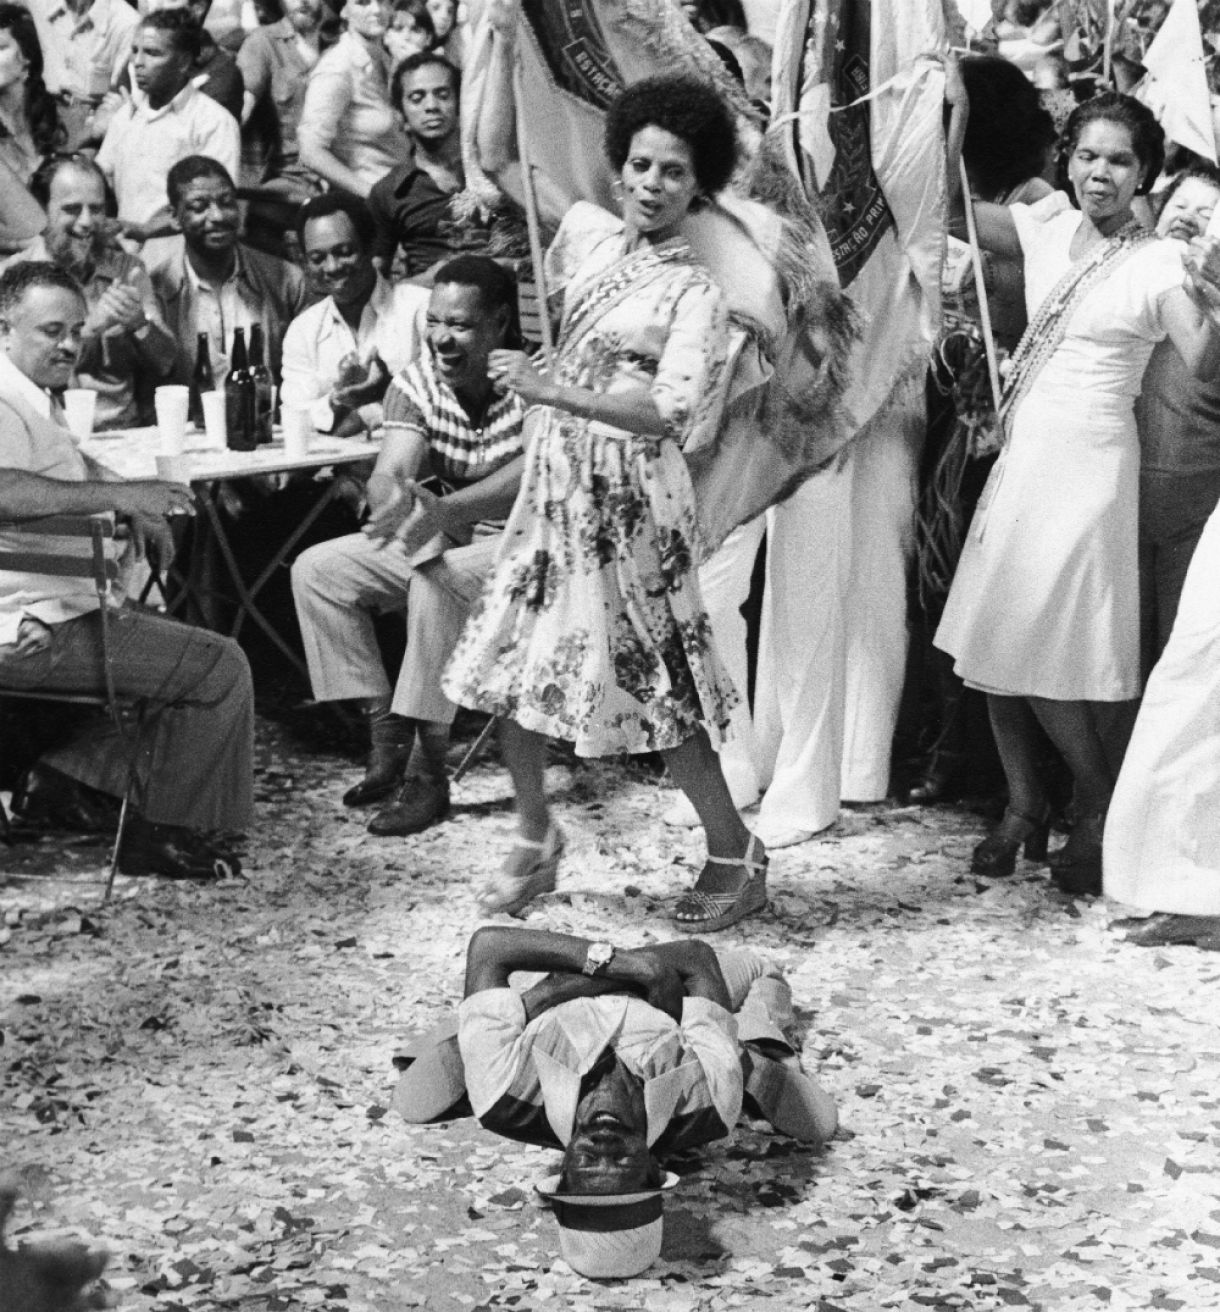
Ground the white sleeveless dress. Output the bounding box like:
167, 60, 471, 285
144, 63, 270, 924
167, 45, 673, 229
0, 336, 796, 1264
935, 194, 1186, 701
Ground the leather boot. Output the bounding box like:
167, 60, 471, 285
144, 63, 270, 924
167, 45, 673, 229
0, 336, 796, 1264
343, 712, 413, 807
10, 764, 120, 833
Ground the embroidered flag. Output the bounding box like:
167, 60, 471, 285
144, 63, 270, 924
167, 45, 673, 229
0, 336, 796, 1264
773, 0, 946, 433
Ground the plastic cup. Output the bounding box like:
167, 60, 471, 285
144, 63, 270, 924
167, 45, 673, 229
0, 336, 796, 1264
201, 390, 227, 449
282, 407, 313, 459
154, 453, 190, 484
62, 388, 96, 440
154, 385, 189, 454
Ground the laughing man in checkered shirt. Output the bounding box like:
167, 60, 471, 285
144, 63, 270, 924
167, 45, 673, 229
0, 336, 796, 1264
292, 255, 526, 837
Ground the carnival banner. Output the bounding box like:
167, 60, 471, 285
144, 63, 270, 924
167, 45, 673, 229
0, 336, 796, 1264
772, 0, 946, 433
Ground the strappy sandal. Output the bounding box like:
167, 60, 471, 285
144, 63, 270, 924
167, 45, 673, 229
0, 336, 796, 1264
671, 835, 768, 933
478, 824, 565, 916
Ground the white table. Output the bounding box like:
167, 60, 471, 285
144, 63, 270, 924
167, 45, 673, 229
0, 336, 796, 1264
83, 426, 381, 683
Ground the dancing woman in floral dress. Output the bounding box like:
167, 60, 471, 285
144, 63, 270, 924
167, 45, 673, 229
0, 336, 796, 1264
442, 61, 765, 930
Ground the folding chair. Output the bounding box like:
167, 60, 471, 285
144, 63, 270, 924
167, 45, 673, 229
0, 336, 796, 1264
0, 514, 145, 901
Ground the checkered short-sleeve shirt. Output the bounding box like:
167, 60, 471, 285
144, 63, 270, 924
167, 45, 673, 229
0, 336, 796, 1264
382, 352, 525, 488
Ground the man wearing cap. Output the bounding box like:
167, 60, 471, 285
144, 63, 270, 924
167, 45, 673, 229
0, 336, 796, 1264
397, 927, 836, 1278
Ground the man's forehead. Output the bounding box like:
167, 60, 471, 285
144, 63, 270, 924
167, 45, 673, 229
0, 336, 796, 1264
179, 176, 236, 202
303, 213, 361, 250
403, 66, 456, 94
11, 285, 86, 322
49, 167, 105, 206
135, 25, 174, 49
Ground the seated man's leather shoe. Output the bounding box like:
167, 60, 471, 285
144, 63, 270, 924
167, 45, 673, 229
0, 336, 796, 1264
10, 764, 120, 834
342, 741, 411, 808
118, 817, 242, 881
368, 774, 450, 837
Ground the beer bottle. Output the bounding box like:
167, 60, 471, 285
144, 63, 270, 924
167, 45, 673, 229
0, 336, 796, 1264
225, 327, 257, 451
248, 323, 274, 446
188, 332, 215, 428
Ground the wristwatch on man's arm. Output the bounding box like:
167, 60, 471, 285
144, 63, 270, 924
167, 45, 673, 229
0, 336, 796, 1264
582, 941, 615, 976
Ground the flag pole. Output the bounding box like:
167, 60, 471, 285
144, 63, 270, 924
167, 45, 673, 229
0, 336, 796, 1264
959, 157, 1002, 414
512, 52, 556, 374
1103, 0, 1114, 85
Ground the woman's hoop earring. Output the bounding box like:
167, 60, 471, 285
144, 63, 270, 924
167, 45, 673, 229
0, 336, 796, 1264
610, 178, 624, 202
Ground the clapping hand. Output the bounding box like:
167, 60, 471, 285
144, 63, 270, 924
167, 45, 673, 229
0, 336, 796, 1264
362, 480, 417, 545
87, 276, 147, 340
365, 480, 452, 554
332, 353, 391, 412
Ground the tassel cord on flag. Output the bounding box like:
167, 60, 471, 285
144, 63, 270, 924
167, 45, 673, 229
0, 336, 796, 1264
959, 158, 1003, 415
768, 56, 939, 131
512, 52, 556, 376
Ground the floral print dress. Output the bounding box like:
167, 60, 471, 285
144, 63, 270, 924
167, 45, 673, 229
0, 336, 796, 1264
443, 202, 739, 756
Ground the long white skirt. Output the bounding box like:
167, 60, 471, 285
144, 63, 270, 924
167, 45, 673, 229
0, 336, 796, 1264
1103, 500, 1220, 912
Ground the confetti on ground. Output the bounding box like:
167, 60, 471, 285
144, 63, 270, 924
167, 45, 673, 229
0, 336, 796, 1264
3, 716, 1219, 1311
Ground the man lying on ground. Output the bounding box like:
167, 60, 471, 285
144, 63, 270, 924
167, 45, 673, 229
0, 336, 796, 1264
394, 926, 837, 1277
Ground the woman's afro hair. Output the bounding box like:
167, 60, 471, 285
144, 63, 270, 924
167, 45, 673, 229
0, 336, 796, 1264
603, 74, 739, 197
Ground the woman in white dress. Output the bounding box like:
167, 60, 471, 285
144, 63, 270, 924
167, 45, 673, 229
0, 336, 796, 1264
935, 86, 1220, 893
1104, 496, 1220, 944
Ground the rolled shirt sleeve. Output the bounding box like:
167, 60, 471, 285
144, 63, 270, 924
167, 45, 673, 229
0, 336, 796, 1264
457, 988, 530, 1119
650, 275, 729, 446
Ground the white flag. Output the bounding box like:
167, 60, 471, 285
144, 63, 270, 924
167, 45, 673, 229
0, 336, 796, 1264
773, 0, 946, 433
1135, 0, 1217, 164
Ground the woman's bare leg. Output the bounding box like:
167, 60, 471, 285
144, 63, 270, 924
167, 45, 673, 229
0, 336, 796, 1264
663, 728, 755, 892
499, 718, 551, 841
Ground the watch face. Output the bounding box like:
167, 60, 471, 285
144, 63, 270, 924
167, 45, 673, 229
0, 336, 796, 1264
586, 942, 613, 973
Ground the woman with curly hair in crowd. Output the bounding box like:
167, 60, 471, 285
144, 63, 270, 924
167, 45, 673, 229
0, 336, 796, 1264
935, 81, 1220, 896
432, 34, 765, 929
0, 5, 60, 250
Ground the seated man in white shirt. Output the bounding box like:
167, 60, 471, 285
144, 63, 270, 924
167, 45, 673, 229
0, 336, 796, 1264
393, 927, 836, 1279
0, 261, 253, 878
280, 192, 428, 437
95, 10, 241, 231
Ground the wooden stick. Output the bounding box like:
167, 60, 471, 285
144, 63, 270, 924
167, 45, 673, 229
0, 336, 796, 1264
1102, 0, 1114, 85
512, 53, 556, 373
959, 157, 1003, 415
